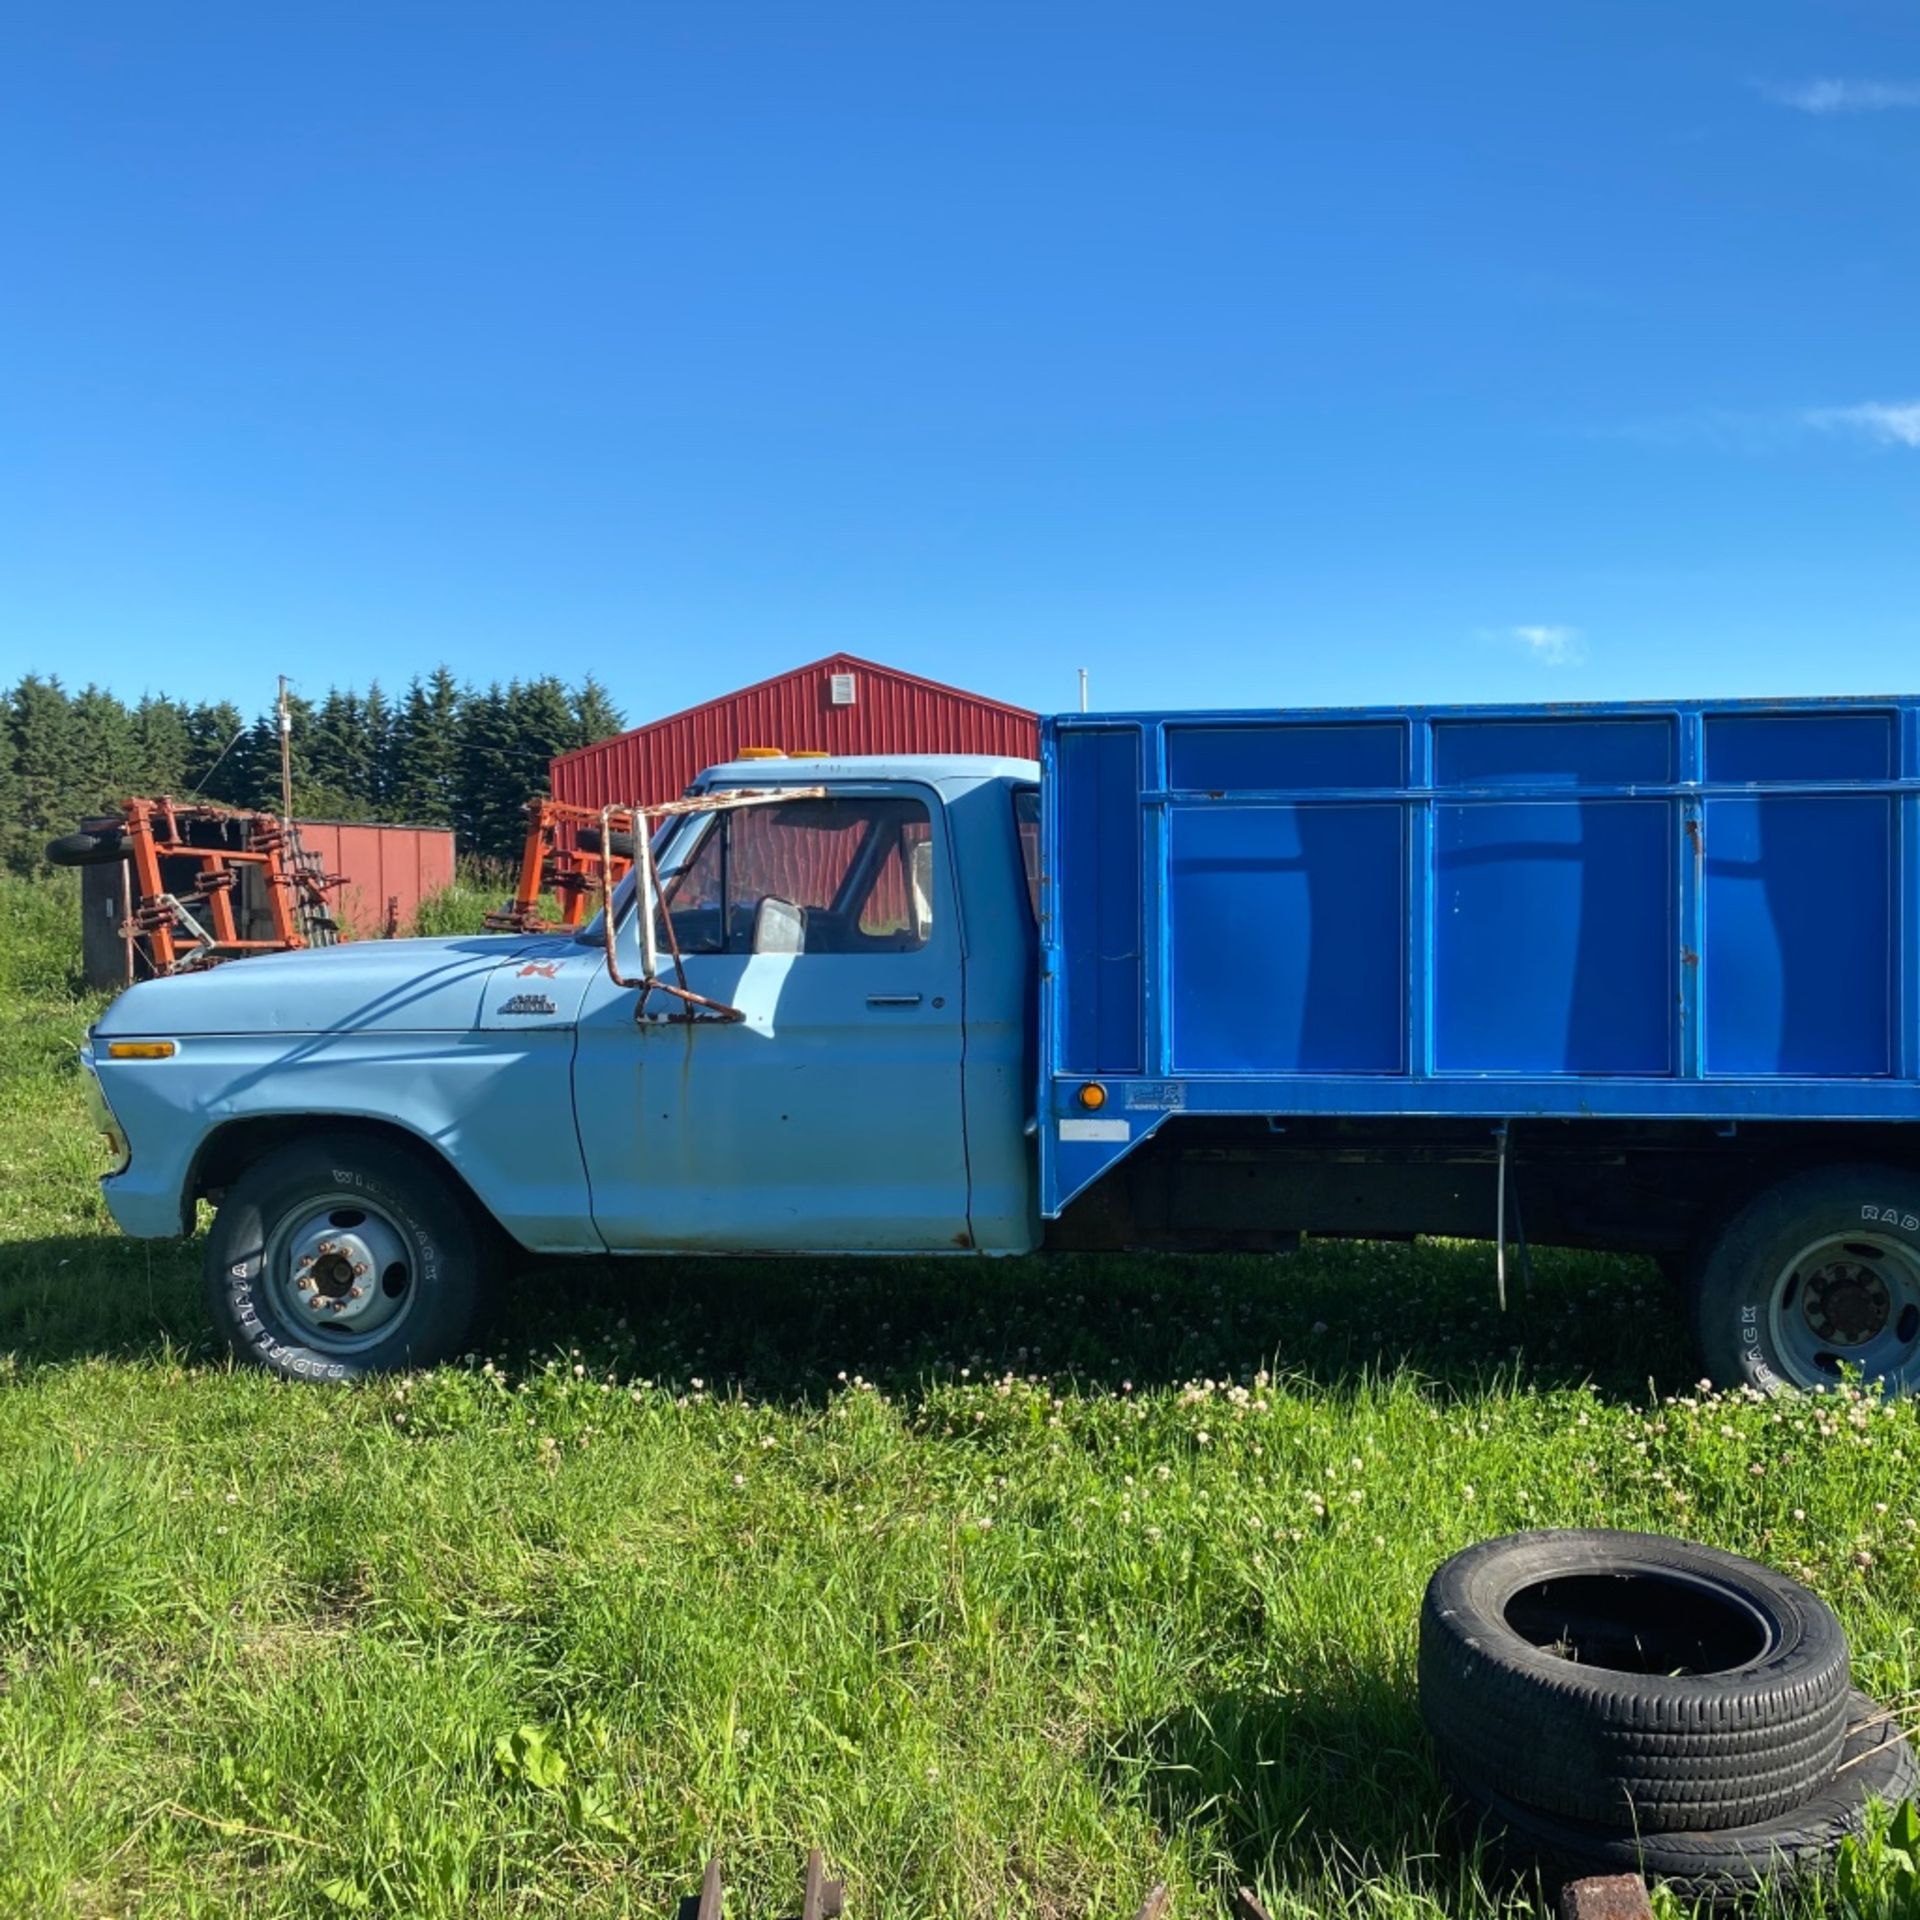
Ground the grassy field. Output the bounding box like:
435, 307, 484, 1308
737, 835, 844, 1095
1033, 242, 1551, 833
2, 873, 1917, 1919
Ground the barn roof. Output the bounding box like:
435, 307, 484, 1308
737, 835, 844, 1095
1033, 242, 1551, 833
551, 652, 1035, 767
548, 652, 1039, 809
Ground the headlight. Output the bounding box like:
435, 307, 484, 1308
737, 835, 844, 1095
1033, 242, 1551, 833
78, 1045, 131, 1175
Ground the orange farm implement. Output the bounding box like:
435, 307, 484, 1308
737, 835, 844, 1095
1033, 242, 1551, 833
48, 797, 344, 978
485, 796, 637, 933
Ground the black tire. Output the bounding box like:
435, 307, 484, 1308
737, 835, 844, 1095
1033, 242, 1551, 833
204, 1134, 490, 1381
1693, 1164, 1920, 1396
1420, 1530, 1851, 1832
1460, 1691, 1917, 1904
45, 828, 130, 868
575, 825, 636, 860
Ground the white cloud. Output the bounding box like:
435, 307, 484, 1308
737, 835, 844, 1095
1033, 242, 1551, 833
1804, 401, 1920, 448
1757, 78, 1920, 114
1507, 625, 1585, 666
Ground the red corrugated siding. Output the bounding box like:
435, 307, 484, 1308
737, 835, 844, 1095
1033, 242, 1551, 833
549, 653, 1039, 810
294, 821, 457, 935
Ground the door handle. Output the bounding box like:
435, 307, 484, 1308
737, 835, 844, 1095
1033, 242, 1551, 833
866, 994, 923, 1008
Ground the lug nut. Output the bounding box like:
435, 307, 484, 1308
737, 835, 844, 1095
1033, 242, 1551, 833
348, 1285, 364, 1301
353, 1262, 369, 1277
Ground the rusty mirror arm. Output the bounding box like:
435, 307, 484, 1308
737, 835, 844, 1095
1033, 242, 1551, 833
599, 787, 827, 1023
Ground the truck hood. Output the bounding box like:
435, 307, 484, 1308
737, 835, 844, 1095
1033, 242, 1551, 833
91, 934, 601, 1037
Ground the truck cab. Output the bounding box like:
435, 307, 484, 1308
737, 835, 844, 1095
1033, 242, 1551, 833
566, 756, 1041, 1255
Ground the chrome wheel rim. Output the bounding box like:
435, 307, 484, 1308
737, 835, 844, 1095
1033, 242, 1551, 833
1767, 1230, 1920, 1392
267, 1196, 416, 1352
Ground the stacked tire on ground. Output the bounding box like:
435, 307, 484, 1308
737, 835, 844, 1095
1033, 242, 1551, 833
1419, 1531, 1917, 1900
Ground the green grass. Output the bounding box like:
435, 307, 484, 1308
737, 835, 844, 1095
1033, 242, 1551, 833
1, 870, 1917, 1919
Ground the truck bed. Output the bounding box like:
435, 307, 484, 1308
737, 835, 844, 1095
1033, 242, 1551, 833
1039, 697, 1920, 1215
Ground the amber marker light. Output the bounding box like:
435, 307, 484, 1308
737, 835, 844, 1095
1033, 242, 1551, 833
1077, 1083, 1108, 1111
105, 1040, 177, 1060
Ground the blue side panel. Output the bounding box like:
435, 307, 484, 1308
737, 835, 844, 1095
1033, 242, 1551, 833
1434, 717, 1673, 787
1167, 722, 1406, 790
1704, 795, 1894, 1076
1435, 800, 1674, 1074
1170, 804, 1404, 1071
1057, 726, 1143, 1073
1705, 713, 1894, 784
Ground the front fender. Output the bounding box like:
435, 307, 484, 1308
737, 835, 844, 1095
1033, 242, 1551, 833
94, 1030, 602, 1252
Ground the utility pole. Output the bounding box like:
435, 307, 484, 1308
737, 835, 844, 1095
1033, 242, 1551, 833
277, 674, 294, 822
1078, 667, 1089, 714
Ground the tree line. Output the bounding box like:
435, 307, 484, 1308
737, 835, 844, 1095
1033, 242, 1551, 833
0, 669, 626, 872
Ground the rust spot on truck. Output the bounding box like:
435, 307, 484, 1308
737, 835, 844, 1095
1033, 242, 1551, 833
951, 1228, 975, 1248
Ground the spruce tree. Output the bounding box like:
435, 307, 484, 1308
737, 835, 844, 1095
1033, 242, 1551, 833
69, 684, 139, 814
509, 677, 579, 801
132, 694, 192, 795
391, 667, 462, 826
568, 674, 625, 751
304, 688, 371, 819
362, 681, 394, 815
456, 682, 516, 859
6, 675, 81, 861
185, 701, 248, 803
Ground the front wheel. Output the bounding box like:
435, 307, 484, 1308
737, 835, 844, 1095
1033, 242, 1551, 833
204, 1134, 491, 1380
1693, 1165, 1920, 1396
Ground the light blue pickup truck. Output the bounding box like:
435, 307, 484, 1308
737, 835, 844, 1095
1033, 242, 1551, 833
83, 699, 1920, 1393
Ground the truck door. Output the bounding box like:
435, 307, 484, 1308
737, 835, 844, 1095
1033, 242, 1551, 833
572, 785, 972, 1251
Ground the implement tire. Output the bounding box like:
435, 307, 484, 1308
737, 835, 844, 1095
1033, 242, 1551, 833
1419, 1530, 1850, 1832
45, 828, 130, 867
576, 824, 636, 860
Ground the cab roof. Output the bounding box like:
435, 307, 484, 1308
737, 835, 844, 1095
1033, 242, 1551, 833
694, 752, 1038, 794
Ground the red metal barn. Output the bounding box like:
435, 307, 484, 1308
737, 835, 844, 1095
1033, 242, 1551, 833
548, 654, 1039, 811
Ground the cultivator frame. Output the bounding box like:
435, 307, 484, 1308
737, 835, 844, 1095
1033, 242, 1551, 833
52, 797, 345, 977
486, 797, 638, 933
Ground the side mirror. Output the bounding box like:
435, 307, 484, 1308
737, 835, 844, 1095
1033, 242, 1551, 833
751, 895, 805, 955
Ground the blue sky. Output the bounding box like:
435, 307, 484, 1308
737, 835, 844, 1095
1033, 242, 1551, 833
3, 3, 1918, 721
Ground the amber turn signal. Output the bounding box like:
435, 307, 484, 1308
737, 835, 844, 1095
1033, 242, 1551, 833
1077, 1083, 1107, 1111
105, 1040, 177, 1060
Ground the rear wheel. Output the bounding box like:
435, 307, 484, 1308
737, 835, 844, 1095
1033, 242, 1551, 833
205, 1135, 491, 1379
1693, 1165, 1920, 1395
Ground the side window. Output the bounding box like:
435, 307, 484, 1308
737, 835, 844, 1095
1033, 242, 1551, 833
656, 796, 934, 955
1013, 788, 1040, 921
858, 815, 934, 944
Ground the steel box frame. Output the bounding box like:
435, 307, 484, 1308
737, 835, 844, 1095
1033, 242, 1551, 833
1039, 696, 1920, 1217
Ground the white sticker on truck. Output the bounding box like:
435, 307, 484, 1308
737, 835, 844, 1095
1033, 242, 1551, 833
1058, 1118, 1130, 1142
